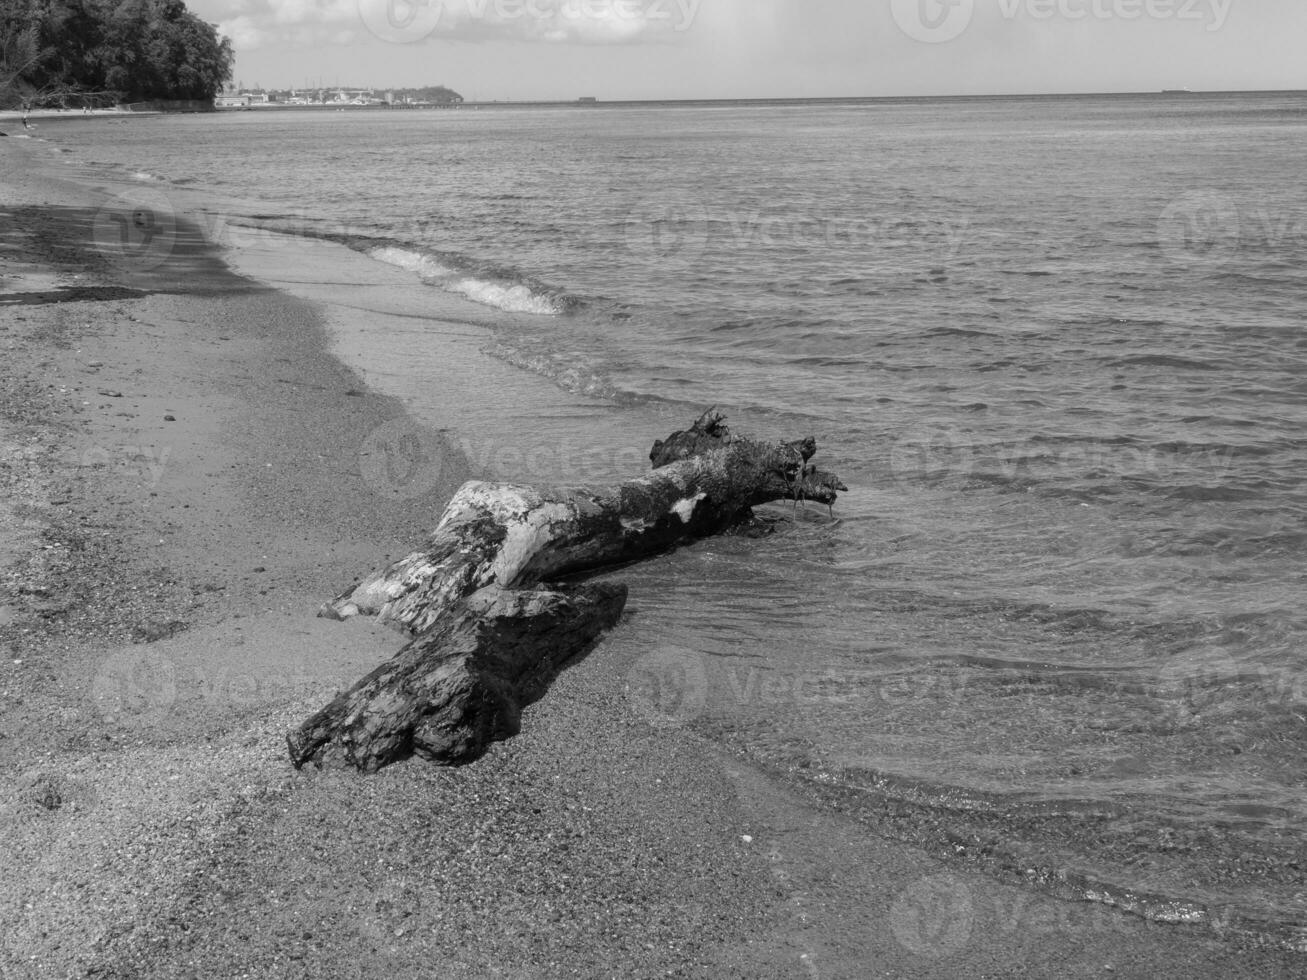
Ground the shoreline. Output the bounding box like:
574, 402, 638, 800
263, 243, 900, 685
0, 108, 149, 136
3, 133, 1305, 977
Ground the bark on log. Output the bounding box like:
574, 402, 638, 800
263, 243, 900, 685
288, 583, 627, 771
648, 407, 734, 465
321, 426, 846, 633
649, 408, 817, 473
291, 414, 845, 772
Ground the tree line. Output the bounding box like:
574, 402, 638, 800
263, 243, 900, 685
1, 0, 233, 108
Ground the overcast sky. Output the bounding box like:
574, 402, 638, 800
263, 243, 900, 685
190, 0, 1306, 101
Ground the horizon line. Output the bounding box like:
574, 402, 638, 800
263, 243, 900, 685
231, 87, 1307, 105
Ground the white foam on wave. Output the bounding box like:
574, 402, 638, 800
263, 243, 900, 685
450, 277, 563, 316
369, 245, 456, 280
489, 343, 617, 399
368, 245, 562, 316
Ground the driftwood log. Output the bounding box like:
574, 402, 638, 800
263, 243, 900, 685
320, 412, 845, 632
288, 584, 626, 771
288, 412, 846, 771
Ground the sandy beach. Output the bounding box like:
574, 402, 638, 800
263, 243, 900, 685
2, 126, 1304, 979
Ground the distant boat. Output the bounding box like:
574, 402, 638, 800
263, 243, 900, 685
1161, 88, 1193, 94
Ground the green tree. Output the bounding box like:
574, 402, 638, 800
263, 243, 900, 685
0, 0, 51, 105
0, 0, 233, 109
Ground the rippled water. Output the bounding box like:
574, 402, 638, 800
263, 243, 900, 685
45, 93, 1307, 945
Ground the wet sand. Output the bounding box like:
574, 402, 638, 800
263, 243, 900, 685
1, 129, 1303, 979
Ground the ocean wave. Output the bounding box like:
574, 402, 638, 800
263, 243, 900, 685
487, 342, 619, 400
1164, 483, 1267, 503
368, 244, 566, 316
450, 277, 564, 316
802, 737, 1307, 950
369, 245, 457, 281
1107, 354, 1221, 371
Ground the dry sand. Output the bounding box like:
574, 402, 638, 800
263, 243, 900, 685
2, 128, 1304, 979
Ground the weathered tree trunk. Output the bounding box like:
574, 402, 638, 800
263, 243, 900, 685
321, 427, 846, 634
649, 407, 818, 472
288, 583, 627, 771
291, 414, 846, 772
649, 407, 735, 465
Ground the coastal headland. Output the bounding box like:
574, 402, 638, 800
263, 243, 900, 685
1, 121, 1303, 978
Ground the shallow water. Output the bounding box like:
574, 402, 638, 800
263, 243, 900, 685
41, 92, 1307, 945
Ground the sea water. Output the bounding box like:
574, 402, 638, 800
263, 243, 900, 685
41, 92, 1307, 945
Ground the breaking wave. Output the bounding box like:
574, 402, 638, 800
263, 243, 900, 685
368, 245, 567, 316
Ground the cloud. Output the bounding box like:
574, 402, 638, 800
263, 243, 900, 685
271, 0, 356, 25
215, 14, 267, 48
207, 0, 358, 50
201, 0, 701, 50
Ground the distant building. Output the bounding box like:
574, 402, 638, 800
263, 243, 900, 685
215, 94, 250, 108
